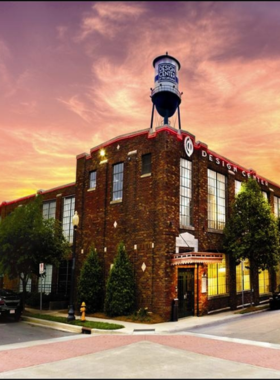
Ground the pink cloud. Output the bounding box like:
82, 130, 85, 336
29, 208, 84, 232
1, 2, 280, 201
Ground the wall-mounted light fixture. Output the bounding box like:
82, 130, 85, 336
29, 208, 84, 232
202, 271, 207, 293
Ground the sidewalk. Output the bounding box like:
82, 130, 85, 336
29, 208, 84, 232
22, 306, 268, 335
3, 306, 280, 379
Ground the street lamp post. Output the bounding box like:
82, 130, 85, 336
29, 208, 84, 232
67, 211, 79, 322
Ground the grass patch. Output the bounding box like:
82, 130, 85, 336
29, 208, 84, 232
234, 305, 268, 314
23, 311, 124, 330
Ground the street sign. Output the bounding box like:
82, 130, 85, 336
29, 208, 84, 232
39, 263, 45, 274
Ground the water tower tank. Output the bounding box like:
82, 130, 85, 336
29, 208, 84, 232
151, 53, 181, 124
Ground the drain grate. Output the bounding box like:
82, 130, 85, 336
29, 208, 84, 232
133, 329, 155, 334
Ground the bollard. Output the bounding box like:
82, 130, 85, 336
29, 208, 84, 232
80, 301, 86, 322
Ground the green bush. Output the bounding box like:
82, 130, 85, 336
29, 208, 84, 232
77, 246, 103, 313
104, 242, 136, 317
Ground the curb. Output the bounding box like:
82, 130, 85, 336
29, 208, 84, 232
22, 316, 127, 335
22, 316, 83, 334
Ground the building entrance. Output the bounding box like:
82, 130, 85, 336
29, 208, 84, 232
178, 268, 194, 317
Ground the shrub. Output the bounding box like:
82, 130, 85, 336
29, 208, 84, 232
77, 246, 103, 313
104, 242, 136, 317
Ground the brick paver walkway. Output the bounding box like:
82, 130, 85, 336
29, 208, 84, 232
1, 334, 280, 374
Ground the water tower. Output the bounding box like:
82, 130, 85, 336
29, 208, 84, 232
150, 52, 182, 132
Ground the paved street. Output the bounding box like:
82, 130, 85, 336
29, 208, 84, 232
1, 308, 280, 378
0, 317, 75, 346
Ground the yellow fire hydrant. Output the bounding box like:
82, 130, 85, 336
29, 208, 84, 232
80, 302, 86, 322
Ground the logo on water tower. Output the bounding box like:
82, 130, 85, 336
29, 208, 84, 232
184, 136, 194, 157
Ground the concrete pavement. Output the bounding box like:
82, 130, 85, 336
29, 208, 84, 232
1, 306, 280, 378
21, 306, 254, 335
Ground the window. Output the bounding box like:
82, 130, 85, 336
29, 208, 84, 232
112, 162, 124, 201
19, 275, 32, 293
62, 196, 75, 243
262, 191, 268, 202
141, 153, 151, 175
259, 269, 269, 294
235, 180, 242, 196
180, 158, 192, 227
42, 201, 56, 291
43, 200, 56, 220
89, 170, 96, 189
274, 196, 280, 218
207, 169, 226, 230
236, 259, 250, 292
208, 254, 228, 296
57, 260, 72, 295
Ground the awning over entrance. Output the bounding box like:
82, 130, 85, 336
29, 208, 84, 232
171, 252, 223, 265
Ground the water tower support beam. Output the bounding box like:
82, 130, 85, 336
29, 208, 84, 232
150, 103, 155, 132
178, 105, 182, 131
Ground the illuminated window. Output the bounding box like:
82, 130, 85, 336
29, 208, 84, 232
208, 169, 226, 230
62, 196, 75, 243
89, 170, 97, 189
259, 269, 270, 294
180, 158, 192, 227
274, 196, 280, 218
276, 263, 280, 292
141, 153, 151, 175
43, 200, 56, 220
208, 255, 228, 296
236, 259, 250, 292
112, 162, 124, 201
235, 180, 242, 196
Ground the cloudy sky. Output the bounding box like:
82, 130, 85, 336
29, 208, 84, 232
1, 1, 280, 202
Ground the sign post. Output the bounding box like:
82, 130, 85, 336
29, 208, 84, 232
39, 263, 45, 311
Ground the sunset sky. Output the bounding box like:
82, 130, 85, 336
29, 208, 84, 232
1, 1, 280, 202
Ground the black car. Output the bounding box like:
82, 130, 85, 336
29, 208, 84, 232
269, 293, 280, 310
0, 289, 22, 321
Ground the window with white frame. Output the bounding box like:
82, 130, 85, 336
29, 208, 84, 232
43, 200, 56, 220
207, 169, 226, 230
236, 258, 250, 292
262, 191, 268, 202
42, 200, 56, 291
274, 196, 280, 218
62, 196, 75, 243
180, 158, 192, 227
235, 180, 242, 196
112, 162, 124, 201
19, 275, 32, 293
89, 170, 96, 189
208, 254, 228, 296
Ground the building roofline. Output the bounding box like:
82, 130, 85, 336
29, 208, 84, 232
0, 182, 76, 208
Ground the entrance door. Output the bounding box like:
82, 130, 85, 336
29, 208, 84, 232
178, 268, 194, 317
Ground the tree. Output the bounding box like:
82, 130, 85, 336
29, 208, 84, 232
0, 195, 70, 308
104, 242, 136, 317
77, 246, 103, 313
223, 178, 280, 301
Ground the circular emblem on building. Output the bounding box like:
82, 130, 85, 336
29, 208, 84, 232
184, 136, 194, 157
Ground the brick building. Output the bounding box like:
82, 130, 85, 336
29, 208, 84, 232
1, 125, 280, 320
1, 54, 280, 320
